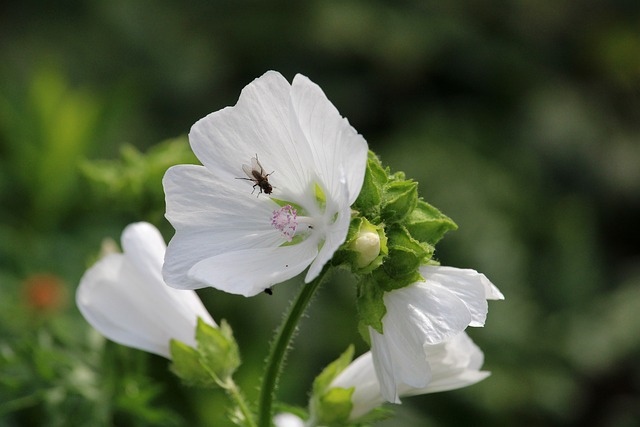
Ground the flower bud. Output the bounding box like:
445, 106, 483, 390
348, 218, 387, 272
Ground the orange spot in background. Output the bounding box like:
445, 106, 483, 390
23, 273, 67, 312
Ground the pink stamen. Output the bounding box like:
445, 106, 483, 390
271, 205, 298, 242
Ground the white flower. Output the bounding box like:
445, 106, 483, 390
273, 413, 305, 427
76, 222, 215, 359
162, 71, 368, 296
369, 265, 504, 403
331, 332, 490, 420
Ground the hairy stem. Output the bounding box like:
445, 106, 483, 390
223, 378, 257, 427
257, 269, 328, 427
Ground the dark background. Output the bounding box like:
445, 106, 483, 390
1, 1, 639, 426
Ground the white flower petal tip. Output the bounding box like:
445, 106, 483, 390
163, 71, 368, 296
369, 265, 502, 404
331, 333, 490, 419
77, 222, 215, 359
273, 413, 305, 427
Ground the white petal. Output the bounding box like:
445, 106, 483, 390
164, 164, 279, 229
421, 266, 491, 327
120, 222, 166, 284
305, 180, 352, 282
188, 239, 319, 296
290, 74, 368, 205
331, 351, 385, 419
402, 333, 490, 396
369, 327, 402, 404
163, 165, 284, 290
77, 223, 215, 359
384, 282, 473, 345
77, 254, 165, 355
370, 325, 432, 404
189, 71, 315, 198
273, 413, 305, 427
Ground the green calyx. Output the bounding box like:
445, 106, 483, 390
344, 151, 458, 336
309, 346, 355, 426
170, 318, 241, 388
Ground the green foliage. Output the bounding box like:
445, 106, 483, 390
170, 340, 217, 388
0, 322, 182, 427
1, 1, 640, 425
309, 346, 355, 426
348, 152, 457, 335
0, 67, 105, 229
355, 278, 387, 338
380, 180, 418, 224
170, 319, 241, 388
81, 136, 198, 221
404, 200, 458, 247
196, 319, 241, 383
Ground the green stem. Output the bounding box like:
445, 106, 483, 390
257, 268, 329, 427
223, 378, 257, 427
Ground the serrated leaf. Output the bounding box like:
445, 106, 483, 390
169, 340, 216, 388
372, 267, 423, 294
404, 200, 458, 246
381, 225, 432, 287
381, 180, 418, 224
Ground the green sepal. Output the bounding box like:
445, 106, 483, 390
169, 318, 241, 388
312, 345, 355, 394
356, 277, 387, 336
404, 200, 458, 246
316, 388, 355, 426
310, 346, 356, 426
353, 152, 387, 219
381, 225, 432, 289
196, 318, 240, 382
350, 407, 395, 425
380, 180, 418, 224
169, 339, 217, 388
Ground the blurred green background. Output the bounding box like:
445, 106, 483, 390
1, 1, 639, 426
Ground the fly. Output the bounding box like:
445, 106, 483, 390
236, 154, 274, 196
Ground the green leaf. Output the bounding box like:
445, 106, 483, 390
310, 346, 356, 426
81, 136, 197, 219
381, 225, 431, 289
316, 387, 355, 425
380, 180, 418, 224
196, 319, 241, 382
356, 277, 387, 335
169, 340, 216, 388
404, 200, 458, 246
353, 152, 387, 218
312, 346, 355, 395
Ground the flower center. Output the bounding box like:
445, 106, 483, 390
271, 205, 298, 242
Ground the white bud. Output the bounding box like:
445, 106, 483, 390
353, 229, 381, 268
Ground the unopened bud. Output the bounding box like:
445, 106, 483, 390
348, 219, 386, 271
353, 230, 381, 268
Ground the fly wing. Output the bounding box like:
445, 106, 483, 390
242, 163, 254, 179
251, 156, 264, 174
